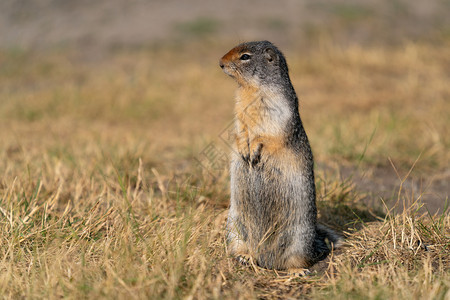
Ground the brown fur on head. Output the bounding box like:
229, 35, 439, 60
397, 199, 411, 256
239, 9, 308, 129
219, 41, 290, 89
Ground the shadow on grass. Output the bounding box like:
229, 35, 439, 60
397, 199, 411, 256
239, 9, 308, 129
316, 175, 386, 234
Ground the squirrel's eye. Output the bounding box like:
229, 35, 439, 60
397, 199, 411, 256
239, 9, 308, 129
240, 54, 251, 61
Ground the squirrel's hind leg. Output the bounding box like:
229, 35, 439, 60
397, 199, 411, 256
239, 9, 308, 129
281, 251, 312, 277
228, 239, 253, 267
226, 216, 251, 261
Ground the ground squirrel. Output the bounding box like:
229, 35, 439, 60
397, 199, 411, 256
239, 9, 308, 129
219, 41, 342, 274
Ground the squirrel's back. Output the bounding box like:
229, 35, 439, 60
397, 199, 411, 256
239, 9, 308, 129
220, 41, 342, 272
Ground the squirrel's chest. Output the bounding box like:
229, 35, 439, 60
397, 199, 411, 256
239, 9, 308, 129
235, 88, 290, 136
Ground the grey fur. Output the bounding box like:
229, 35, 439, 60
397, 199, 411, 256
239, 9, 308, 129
221, 41, 342, 270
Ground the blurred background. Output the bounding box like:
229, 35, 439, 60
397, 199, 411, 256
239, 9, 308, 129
2, 0, 450, 50
0, 0, 449, 213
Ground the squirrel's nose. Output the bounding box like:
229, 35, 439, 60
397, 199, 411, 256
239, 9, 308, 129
219, 59, 224, 69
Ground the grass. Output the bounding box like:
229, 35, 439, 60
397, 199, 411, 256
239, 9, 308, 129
0, 39, 449, 298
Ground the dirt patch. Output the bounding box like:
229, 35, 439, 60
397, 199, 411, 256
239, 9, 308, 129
332, 164, 449, 215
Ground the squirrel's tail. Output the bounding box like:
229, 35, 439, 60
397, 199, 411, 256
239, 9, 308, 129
313, 224, 343, 262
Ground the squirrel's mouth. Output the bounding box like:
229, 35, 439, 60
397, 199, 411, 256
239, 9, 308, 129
221, 66, 235, 78
220, 59, 235, 76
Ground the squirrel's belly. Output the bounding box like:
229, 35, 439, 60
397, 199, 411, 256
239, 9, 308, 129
230, 151, 313, 231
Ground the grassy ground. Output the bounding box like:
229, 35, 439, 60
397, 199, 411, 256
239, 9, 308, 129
0, 40, 449, 298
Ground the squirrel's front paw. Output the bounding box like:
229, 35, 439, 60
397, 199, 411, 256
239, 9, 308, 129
241, 153, 250, 164
250, 143, 263, 166
236, 138, 250, 163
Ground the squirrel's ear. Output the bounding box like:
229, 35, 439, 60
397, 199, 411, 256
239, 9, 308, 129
264, 48, 277, 63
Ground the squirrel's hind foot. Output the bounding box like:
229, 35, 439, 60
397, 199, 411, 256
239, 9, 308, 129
236, 254, 253, 266
287, 268, 311, 277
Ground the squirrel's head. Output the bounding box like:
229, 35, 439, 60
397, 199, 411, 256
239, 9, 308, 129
219, 41, 290, 89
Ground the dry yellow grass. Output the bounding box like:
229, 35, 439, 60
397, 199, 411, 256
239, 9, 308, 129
0, 40, 448, 298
